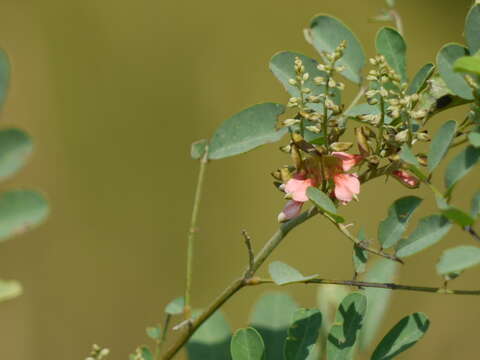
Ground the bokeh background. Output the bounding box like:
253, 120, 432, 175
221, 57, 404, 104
0, 0, 477, 359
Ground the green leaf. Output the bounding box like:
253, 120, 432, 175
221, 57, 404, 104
454, 55, 480, 75
0, 190, 49, 241
441, 207, 475, 227
407, 63, 435, 95
437, 43, 473, 100
187, 310, 232, 360
250, 292, 298, 360
471, 190, 480, 218
269, 261, 317, 286
316, 285, 350, 334
208, 103, 286, 160
0, 128, 33, 180
399, 144, 419, 167
0, 279, 22, 302
352, 228, 368, 275
466, 5, 480, 54
396, 215, 452, 258
427, 120, 457, 173
326, 293, 367, 360
437, 245, 480, 276
146, 326, 162, 340
285, 308, 322, 360
191, 139, 208, 160
306, 187, 344, 223
371, 313, 430, 360
231, 328, 265, 360
0, 50, 10, 110
165, 296, 185, 315
360, 259, 399, 350
444, 145, 480, 190
376, 27, 408, 83
140, 347, 153, 360
309, 15, 365, 84
378, 196, 423, 249
269, 51, 340, 110
469, 126, 480, 147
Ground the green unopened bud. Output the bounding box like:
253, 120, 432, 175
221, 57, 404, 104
305, 125, 321, 133
416, 131, 431, 142
416, 153, 428, 166
330, 142, 353, 151
355, 127, 371, 156
337, 82, 345, 91
314, 76, 326, 85
366, 155, 380, 166
328, 78, 336, 88
283, 118, 300, 127
288, 78, 297, 85
395, 129, 409, 143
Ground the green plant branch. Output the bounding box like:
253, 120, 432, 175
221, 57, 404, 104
161, 207, 319, 359
251, 277, 480, 295
320, 212, 404, 264
184, 148, 209, 318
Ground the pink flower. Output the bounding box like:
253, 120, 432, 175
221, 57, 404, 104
332, 152, 363, 171
277, 200, 303, 222
284, 176, 316, 202
333, 173, 360, 203
392, 170, 420, 188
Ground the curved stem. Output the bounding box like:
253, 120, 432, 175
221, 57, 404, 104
161, 207, 319, 359
389, 9, 404, 36
184, 149, 209, 317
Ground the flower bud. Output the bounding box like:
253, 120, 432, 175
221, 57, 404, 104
355, 127, 371, 156
330, 142, 353, 151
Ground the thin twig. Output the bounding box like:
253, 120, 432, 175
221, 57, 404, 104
321, 212, 404, 264
252, 277, 480, 295
389, 9, 404, 36
465, 226, 480, 242
184, 147, 209, 318
241, 230, 255, 277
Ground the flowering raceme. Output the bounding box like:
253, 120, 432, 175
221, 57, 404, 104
278, 152, 362, 222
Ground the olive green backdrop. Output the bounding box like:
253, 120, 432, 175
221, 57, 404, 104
0, 0, 477, 359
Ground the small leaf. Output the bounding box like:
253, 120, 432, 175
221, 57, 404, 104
0, 128, 33, 180
0, 50, 10, 110
437, 246, 480, 276
250, 292, 298, 360
427, 120, 457, 173
471, 190, 480, 218
469, 126, 480, 147
371, 313, 430, 360
165, 296, 185, 315
208, 103, 286, 160
309, 15, 366, 84
0, 190, 49, 241
465, 4, 480, 54
396, 215, 452, 258
360, 259, 399, 350
140, 347, 153, 360
399, 144, 419, 167
454, 55, 480, 75
444, 145, 480, 190
437, 43, 473, 100
352, 228, 368, 275
327, 293, 367, 360
407, 63, 435, 95
191, 139, 208, 160
0, 279, 22, 302
378, 196, 423, 249
269, 261, 317, 286
146, 326, 162, 340
306, 187, 344, 223
376, 27, 408, 82
285, 308, 322, 360
269, 51, 341, 111
441, 207, 475, 227
187, 310, 232, 360
231, 328, 265, 360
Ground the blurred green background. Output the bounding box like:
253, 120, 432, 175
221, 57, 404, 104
0, 0, 477, 358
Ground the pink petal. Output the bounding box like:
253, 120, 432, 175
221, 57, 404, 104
285, 177, 316, 202
278, 200, 303, 222
333, 173, 360, 203
332, 152, 363, 172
